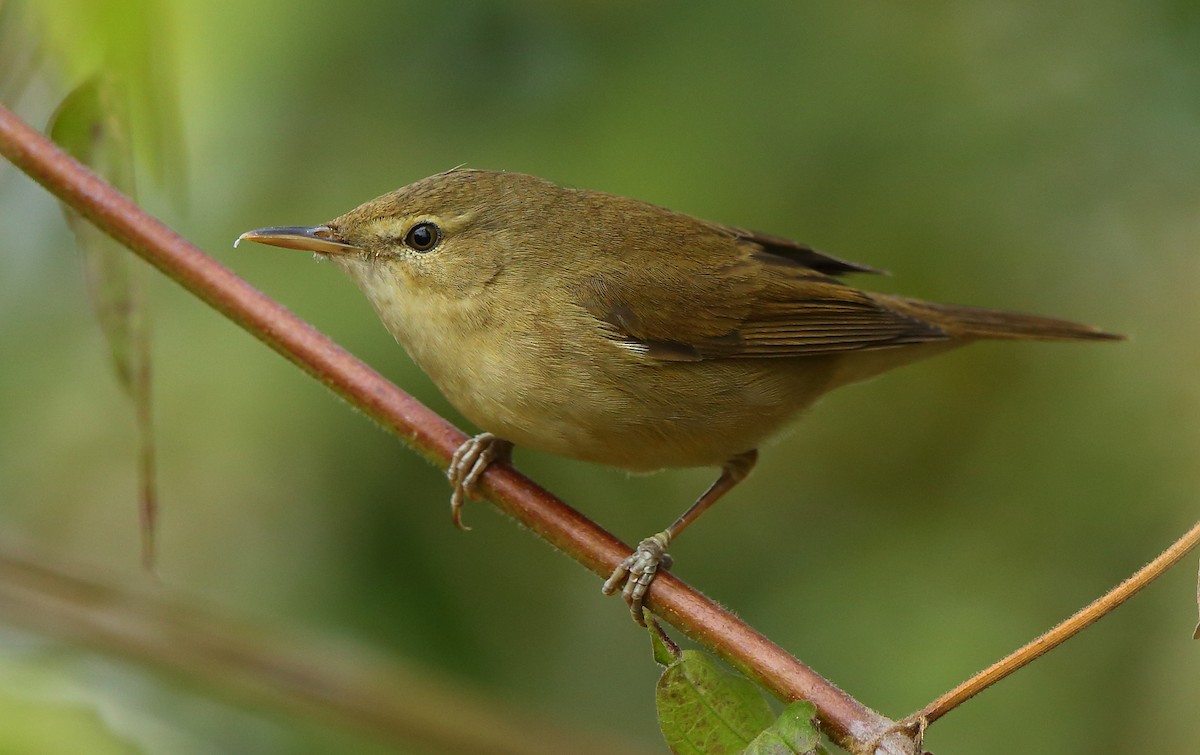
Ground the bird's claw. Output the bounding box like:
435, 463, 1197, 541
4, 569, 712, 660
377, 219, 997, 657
447, 433, 512, 530
602, 531, 673, 624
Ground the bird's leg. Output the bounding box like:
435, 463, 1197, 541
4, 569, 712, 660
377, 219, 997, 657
447, 432, 513, 530
602, 449, 758, 624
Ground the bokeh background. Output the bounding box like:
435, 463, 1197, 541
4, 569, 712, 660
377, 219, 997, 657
1, 1, 1198, 752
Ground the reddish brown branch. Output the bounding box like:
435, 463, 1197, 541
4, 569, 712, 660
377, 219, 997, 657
0, 104, 914, 753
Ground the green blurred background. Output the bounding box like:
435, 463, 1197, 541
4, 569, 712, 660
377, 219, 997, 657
1, 1, 1198, 752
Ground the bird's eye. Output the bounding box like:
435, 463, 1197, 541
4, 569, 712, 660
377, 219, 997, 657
404, 222, 440, 252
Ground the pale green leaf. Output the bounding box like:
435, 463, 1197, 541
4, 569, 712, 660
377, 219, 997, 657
49, 76, 158, 570
656, 650, 774, 755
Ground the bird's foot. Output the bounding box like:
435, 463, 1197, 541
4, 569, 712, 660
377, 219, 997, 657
447, 433, 513, 530
602, 531, 674, 625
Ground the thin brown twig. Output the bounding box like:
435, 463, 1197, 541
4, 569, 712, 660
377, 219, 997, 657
0, 103, 915, 754
910, 519, 1200, 724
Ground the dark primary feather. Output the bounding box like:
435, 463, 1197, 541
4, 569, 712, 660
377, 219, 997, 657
734, 228, 887, 276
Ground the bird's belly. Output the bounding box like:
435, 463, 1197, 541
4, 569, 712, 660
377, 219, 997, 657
435, 351, 840, 471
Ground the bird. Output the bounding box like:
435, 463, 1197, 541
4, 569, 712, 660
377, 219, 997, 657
237, 168, 1120, 623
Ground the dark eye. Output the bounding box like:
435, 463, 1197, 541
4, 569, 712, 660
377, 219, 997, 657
405, 222, 440, 252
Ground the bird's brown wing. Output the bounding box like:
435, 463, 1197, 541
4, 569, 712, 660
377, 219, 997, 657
577, 230, 948, 362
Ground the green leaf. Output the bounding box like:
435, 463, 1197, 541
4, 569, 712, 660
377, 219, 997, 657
35, 0, 187, 573
49, 76, 158, 570
656, 650, 775, 755
742, 701, 824, 755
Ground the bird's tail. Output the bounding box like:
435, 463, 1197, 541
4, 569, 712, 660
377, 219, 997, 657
876, 295, 1123, 342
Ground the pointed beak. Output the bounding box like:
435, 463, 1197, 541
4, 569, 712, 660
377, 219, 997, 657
234, 225, 360, 255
